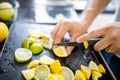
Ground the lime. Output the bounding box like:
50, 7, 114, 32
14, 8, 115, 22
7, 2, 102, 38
89, 61, 98, 71
21, 68, 36, 80
27, 60, 39, 69
14, 48, 32, 63
53, 46, 68, 57
0, 2, 14, 21
29, 43, 44, 54
92, 70, 102, 80
0, 22, 9, 42
98, 64, 106, 74
74, 70, 86, 80
80, 65, 91, 79
62, 66, 74, 80
39, 55, 55, 65
50, 60, 62, 74
35, 65, 50, 80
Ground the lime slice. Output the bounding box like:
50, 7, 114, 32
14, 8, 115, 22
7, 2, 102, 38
27, 60, 39, 69
21, 68, 36, 80
74, 70, 86, 80
14, 48, 32, 63
80, 65, 91, 79
53, 46, 68, 57
39, 55, 55, 65
89, 61, 98, 71
98, 64, 106, 74
29, 43, 44, 54
35, 65, 50, 80
50, 60, 62, 74
62, 66, 74, 80
92, 70, 102, 80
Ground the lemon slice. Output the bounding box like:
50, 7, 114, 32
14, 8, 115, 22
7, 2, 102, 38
48, 74, 58, 80
27, 60, 39, 69
54, 74, 65, 80
14, 48, 32, 63
50, 60, 62, 74
98, 64, 106, 74
39, 55, 55, 65
62, 66, 74, 80
92, 70, 102, 80
35, 65, 50, 80
74, 70, 86, 80
21, 68, 36, 80
53, 46, 68, 57
89, 61, 98, 71
80, 65, 91, 79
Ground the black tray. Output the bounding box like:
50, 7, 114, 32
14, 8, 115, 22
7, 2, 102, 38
0, 22, 116, 80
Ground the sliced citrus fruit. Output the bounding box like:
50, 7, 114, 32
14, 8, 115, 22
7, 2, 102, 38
48, 74, 58, 80
14, 48, 32, 63
54, 74, 65, 80
89, 61, 98, 71
39, 55, 55, 65
29, 43, 44, 54
50, 60, 62, 74
27, 60, 39, 69
80, 65, 91, 79
74, 70, 86, 80
28, 30, 42, 39
39, 33, 50, 40
21, 68, 36, 80
35, 65, 50, 80
92, 70, 102, 80
53, 46, 68, 57
98, 64, 106, 74
62, 66, 74, 80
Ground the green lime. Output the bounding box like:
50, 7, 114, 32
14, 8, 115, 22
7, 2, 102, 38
29, 43, 44, 55
14, 48, 32, 63
35, 65, 50, 80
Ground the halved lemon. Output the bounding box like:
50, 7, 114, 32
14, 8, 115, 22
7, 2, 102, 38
53, 46, 68, 57
39, 55, 55, 65
62, 66, 74, 80
14, 48, 32, 63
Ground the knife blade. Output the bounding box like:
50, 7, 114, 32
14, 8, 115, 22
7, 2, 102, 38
54, 38, 101, 47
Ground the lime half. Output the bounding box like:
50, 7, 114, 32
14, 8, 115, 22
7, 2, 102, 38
14, 48, 32, 63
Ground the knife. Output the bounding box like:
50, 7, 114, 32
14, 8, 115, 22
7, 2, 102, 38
53, 38, 101, 47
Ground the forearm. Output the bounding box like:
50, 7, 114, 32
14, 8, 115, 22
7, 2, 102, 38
80, 0, 111, 28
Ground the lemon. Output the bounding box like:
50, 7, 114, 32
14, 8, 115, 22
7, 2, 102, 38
53, 46, 68, 57
14, 48, 32, 63
38, 39, 52, 49
0, 22, 9, 42
35, 65, 50, 80
48, 74, 58, 80
28, 30, 42, 39
39, 55, 55, 65
62, 66, 74, 80
54, 74, 65, 80
98, 64, 106, 74
89, 61, 98, 71
74, 70, 86, 80
27, 60, 39, 69
21, 68, 36, 80
0, 2, 14, 21
50, 60, 62, 74
80, 65, 91, 79
29, 43, 44, 54
39, 33, 50, 40
92, 70, 102, 80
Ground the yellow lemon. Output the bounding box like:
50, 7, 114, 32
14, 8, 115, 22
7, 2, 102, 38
74, 70, 86, 80
0, 22, 9, 42
92, 70, 102, 80
98, 64, 106, 74
21, 68, 36, 80
0, 2, 14, 21
53, 46, 68, 57
48, 74, 58, 80
27, 60, 39, 69
54, 74, 65, 80
89, 61, 98, 71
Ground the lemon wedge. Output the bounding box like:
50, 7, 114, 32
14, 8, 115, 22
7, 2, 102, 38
27, 60, 39, 69
89, 61, 98, 71
48, 74, 58, 80
74, 70, 86, 80
98, 64, 106, 74
54, 74, 65, 80
92, 70, 102, 80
